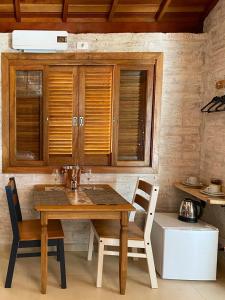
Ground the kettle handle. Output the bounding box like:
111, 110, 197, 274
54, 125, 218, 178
184, 198, 203, 219
196, 201, 203, 218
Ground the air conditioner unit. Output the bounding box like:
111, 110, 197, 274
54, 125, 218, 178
12, 30, 68, 52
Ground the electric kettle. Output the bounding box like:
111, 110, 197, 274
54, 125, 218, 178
178, 198, 203, 223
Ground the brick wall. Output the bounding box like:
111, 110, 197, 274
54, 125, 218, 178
201, 0, 225, 240
0, 32, 205, 250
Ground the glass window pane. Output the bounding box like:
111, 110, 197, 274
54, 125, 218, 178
118, 70, 147, 161
15, 70, 43, 161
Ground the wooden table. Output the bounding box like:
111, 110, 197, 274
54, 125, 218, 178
175, 183, 225, 205
33, 184, 135, 294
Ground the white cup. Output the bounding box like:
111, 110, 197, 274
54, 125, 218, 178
205, 184, 221, 194
186, 176, 199, 185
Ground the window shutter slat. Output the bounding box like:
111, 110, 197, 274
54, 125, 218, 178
15, 70, 43, 162
118, 70, 147, 161
84, 69, 112, 156
47, 67, 74, 157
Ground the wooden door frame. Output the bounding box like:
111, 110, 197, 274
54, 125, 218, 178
2, 52, 163, 174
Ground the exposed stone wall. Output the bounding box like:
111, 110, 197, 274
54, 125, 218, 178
201, 0, 225, 240
0, 32, 205, 250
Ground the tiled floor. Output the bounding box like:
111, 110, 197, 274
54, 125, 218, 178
0, 249, 225, 300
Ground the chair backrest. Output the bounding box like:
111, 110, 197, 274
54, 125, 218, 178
130, 178, 159, 242
5, 177, 22, 240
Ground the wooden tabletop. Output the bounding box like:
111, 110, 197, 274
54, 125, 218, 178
34, 184, 135, 212
175, 183, 225, 205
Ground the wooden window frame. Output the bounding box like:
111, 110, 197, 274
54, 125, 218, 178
113, 65, 154, 167
2, 52, 163, 174
9, 65, 45, 167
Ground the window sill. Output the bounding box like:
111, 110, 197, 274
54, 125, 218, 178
3, 166, 157, 174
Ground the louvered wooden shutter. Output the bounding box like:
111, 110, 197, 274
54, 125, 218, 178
15, 70, 43, 161
79, 66, 113, 166
47, 66, 76, 163
117, 67, 154, 166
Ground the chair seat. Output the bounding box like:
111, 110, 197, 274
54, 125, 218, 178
18, 219, 64, 241
92, 220, 144, 241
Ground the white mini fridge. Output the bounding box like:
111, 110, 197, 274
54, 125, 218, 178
151, 213, 219, 280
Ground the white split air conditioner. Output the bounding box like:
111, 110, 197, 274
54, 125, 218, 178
12, 30, 68, 52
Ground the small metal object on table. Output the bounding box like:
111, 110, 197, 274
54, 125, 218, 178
33, 184, 135, 295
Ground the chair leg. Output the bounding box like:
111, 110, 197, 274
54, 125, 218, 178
96, 240, 104, 288
56, 240, 60, 262
145, 242, 158, 289
87, 225, 94, 261
5, 240, 19, 288
58, 239, 67, 289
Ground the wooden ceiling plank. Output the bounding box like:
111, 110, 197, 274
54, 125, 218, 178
155, 0, 172, 21
68, 12, 108, 18
69, 5, 110, 13
0, 4, 14, 13
108, 0, 119, 21
20, 4, 62, 13
13, 0, 21, 22
62, 0, 69, 22
116, 4, 158, 13
112, 16, 156, 22
67, 17, 107, 23
167, 6, 205, 13
116, 4, 204, 14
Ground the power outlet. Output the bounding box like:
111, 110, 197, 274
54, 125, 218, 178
76, 42, 89, 50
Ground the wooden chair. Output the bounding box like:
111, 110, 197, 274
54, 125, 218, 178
87, 178, 159, 288
4, 177, 67, 289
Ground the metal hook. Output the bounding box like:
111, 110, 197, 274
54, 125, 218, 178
201, 96, 221, 112
201, 96, 225, 113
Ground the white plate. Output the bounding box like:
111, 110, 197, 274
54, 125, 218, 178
200, 190, 225, 197
182, 181, 203, 188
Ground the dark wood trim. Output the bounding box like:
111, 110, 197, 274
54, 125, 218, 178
2, 53, 10, 172
155, 0, 172, 21
13, 0, 21, 22
0, 21, 203, 33
77, 66, 86, 166
202, 0, 219, 19
111, 65, 120, 167
62, 0, 69, 22
43, 66, 48, 164
2, 52, 161, 60
108, 0, 119, 21
151, 53, 163, 172
144, 66, 154, 166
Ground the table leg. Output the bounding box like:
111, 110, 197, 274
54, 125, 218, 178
41, 212, 48, 294
119, 211, 128, 295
